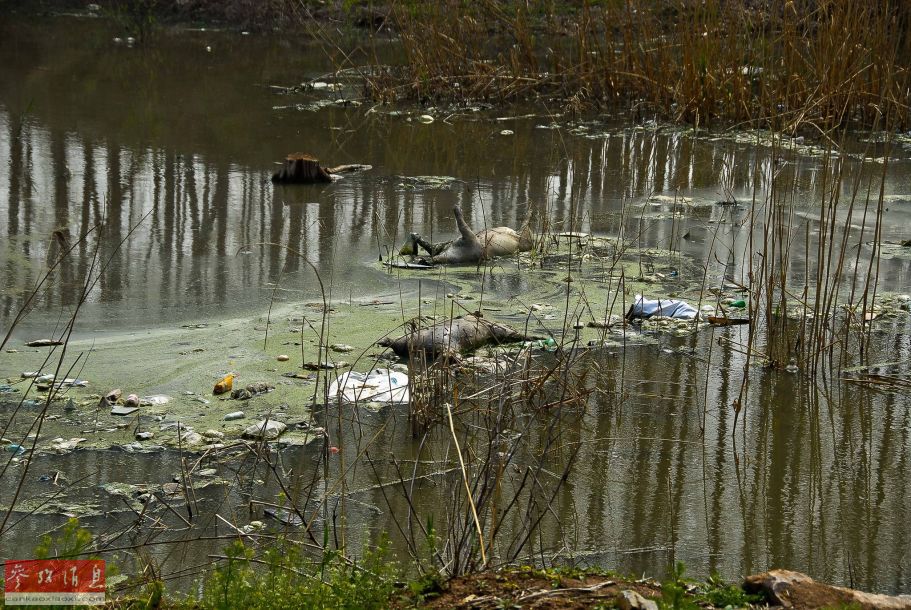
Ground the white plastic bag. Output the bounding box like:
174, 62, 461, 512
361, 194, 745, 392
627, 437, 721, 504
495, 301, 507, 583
329, 369, 409, 404
627, 294, 699, 320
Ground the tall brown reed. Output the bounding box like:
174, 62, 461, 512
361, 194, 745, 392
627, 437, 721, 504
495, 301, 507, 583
382, 0, 910, 132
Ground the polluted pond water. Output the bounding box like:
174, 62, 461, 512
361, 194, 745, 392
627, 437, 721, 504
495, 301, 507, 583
1, 9, 911, 601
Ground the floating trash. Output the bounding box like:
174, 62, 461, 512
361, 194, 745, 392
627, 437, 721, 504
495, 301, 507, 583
302, 361, 348, 370
33, 376, 88, 389
329, 369, 409, 404
213, 374, 235, 395
25, 339, 64, 347
242, 419, 287, 440
111, 405, 139, 416
181, 431, 203, 445
141, 395, 170, 406
626, 295, 699, 320
48, 438, 86, 454
394, 175, 458, 190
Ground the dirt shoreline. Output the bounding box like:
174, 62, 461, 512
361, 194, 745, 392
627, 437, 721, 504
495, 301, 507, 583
402, 567, 911, 610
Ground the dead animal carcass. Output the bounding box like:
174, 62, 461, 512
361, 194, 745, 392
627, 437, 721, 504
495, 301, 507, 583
378, 314, 531, 360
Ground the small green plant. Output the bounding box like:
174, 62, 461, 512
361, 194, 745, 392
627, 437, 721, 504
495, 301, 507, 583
408, 572, 443, 601
34, 518, 96, 559
142, 579, 164, 609
197, 534, 400, 610
408, 516, 444, 602
700, 572, 763, 608
201, 540, 254, 610
659, 562, 699, 610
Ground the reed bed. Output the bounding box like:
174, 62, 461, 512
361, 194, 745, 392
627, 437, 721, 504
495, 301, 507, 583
373, 0, 910, 132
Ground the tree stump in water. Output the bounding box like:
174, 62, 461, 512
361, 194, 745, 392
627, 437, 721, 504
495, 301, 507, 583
271, 153, 333, 184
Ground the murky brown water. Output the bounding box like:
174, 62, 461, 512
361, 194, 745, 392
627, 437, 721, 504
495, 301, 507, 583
2, 12, 911, 595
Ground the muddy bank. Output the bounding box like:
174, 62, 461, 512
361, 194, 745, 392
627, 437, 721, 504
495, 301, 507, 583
403, 568, 911, 610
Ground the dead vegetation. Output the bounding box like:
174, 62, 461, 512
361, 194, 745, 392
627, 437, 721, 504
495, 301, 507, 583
368, 0, 911, 132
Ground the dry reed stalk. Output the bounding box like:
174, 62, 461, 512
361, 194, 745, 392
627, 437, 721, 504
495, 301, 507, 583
381, 1, 910, 131
445, 398, 488, 567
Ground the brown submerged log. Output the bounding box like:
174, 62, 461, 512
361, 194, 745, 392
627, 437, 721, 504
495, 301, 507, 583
271, 153, 333, 184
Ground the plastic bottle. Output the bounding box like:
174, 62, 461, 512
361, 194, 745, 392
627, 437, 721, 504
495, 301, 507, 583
213, 374, 235, 395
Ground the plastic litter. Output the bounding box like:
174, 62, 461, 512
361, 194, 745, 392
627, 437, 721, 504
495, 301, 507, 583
213, 374, 235, 395
626, 295, 699, 320
181, 431, 203, 445
35, 377, 88, 389
111, 405, 139, 416
48, 438, 87, 454
141, 395, 170, 406
25, 339, 64, 347
523, 336, 557, 351
329, 369, 409, 404
243, 419, 287, 440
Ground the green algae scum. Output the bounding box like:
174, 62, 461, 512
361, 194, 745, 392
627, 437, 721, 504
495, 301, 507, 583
1, 4, 911, 605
